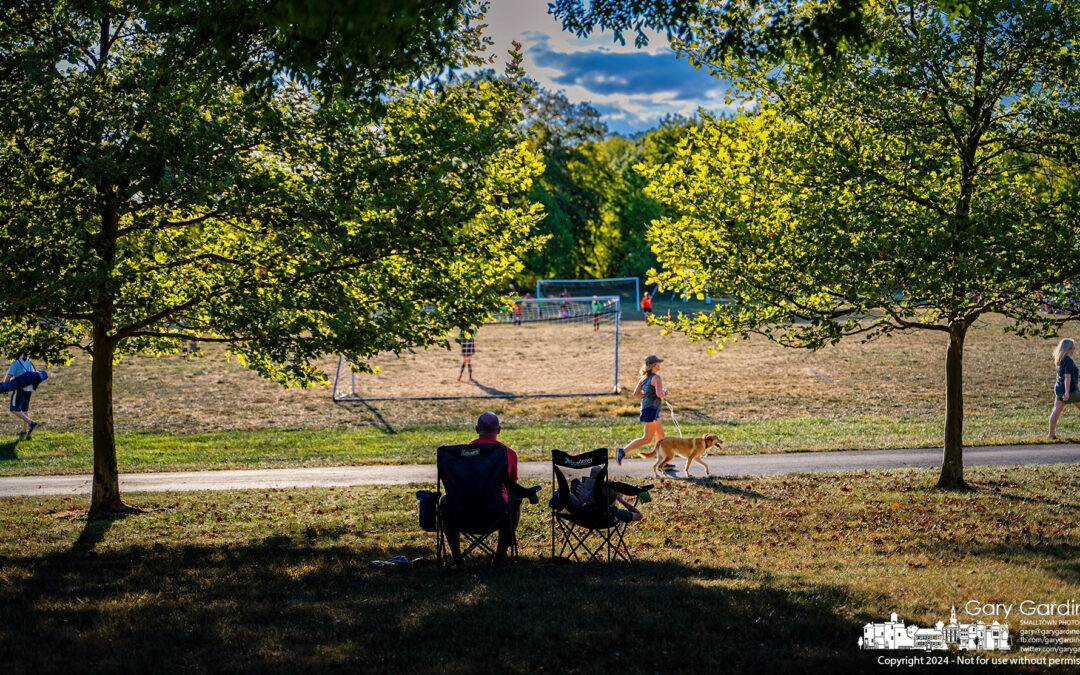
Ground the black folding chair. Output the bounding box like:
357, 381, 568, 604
435, 443, 539, 566
550, 448, 650, 563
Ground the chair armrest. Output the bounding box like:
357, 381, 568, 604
505, 478, 542, 503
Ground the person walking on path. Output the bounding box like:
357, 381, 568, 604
616, 355, 667, 464
1049, 339, 1080, 439
641, 291, 653, 322
5, 355, 39, 439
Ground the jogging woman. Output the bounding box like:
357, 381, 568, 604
1048, 338, 1080, 438
616, 354, 667, 464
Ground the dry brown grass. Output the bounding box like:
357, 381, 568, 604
30, 314, 1057, 434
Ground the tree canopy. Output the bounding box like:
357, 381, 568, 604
0, 2, 542, 513
519, 93, 692, 284
551, 0, 972, 70
642, 0, 1080, 487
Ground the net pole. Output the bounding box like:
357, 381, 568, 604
614, 297, 620, 392
332, 355, 344, 400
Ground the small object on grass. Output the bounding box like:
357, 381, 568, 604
387, 555, 410, 565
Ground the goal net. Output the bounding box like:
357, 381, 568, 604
536, 277, 640, 315
332, 296, 621, 401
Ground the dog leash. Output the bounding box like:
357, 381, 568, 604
665, 398, 683, 437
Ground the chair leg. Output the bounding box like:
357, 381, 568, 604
563, 521, 605, 563
437, 513, 447, 566
610, 522, 632, 562
456, 511, 512, 563
554, 516, 588, 560
554, 516, 635, 563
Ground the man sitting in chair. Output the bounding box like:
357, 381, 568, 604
443, 412, 536, 564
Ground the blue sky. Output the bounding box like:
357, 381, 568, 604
483, 0, 737, 135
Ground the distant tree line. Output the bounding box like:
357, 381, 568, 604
517, 88, 696, 286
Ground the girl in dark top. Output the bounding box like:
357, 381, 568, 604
457, 329, 476, 382
1048, 338, 1080, 439
616, 354, 667, 464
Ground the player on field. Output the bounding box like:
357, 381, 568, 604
457, 329, 476, 382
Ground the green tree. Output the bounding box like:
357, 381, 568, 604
522, 89, 618, 282
605, 116, 697, 281
643, 0, 1080, 488
0, 3, 542, 514
551, 0, 971, 69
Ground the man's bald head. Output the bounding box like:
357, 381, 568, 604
476, 412, 501, 436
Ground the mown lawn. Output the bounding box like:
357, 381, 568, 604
0, 406, 1065, 476
1, 465, 1075, 672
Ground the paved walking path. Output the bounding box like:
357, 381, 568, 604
1, 443, 1078, 497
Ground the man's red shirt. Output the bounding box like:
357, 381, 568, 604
470, 434, 518, 501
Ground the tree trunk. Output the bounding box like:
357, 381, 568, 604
89, 330, 124, 516
936, 323, 968, 489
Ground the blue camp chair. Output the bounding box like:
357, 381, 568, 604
435, 443, 540, 565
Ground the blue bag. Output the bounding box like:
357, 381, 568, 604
416, 490, 437, 532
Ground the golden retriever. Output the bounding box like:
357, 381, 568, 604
639, 433, 722, 477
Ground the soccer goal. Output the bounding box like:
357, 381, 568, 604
536, 277, 640, 314
332, 296, 621, 401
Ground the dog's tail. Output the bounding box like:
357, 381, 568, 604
639, 438, 661, 459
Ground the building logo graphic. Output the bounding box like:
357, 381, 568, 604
859, 606, 1011, 651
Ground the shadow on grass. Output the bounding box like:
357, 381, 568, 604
686, 476, 772, 500
335, 399, 398, 435
990, 489, 1080, 512
667, 405, 736, 424
471, 380, 514, 398
1, 538, 879, 673
71, 508, 143, 554
646, 474, 771, 500
896, 537, 1080, 587
0, 439, 17, 462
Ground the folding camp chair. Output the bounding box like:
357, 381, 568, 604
550, 448, 650, 563
435, 443, 539, 566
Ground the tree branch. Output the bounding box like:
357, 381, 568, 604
125, 331, 257, 343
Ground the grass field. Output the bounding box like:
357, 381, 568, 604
1, 313, 1070, 475
2, 464, 1075, 672
0, 409, 1063, 476
21, 313, 1062, 430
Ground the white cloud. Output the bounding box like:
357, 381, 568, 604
480, 0, 737, 134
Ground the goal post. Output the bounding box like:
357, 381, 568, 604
536, 277, 640, 315
332, 296, 621, 401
